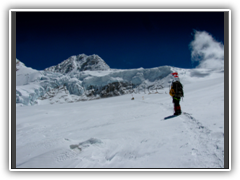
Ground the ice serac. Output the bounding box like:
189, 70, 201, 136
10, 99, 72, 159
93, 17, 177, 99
45, 54, 110, 74
16, 59, 46, 105
16, 55, 175, 106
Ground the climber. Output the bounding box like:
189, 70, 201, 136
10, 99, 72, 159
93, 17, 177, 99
169, 72, 184, 115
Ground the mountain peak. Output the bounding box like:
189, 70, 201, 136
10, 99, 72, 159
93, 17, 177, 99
45, 54, 110, 74
16, 59, 26, 71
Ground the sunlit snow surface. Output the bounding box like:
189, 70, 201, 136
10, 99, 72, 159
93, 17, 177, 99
16, 70, 224, 168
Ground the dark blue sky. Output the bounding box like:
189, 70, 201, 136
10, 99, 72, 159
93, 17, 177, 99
16, 11, 224, 70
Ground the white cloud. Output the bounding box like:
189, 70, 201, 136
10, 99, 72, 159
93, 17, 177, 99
190, 31, 224, 70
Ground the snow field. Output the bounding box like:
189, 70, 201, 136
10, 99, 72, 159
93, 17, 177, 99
16, 73, 224, 168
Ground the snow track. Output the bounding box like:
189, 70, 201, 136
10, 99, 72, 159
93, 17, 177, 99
180, 112, 224, 168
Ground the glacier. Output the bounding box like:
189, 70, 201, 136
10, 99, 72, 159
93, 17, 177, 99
16, 69, 225, 168
16, 53, 223, 106
16, 54, 176, 106
15, 54, 225, 169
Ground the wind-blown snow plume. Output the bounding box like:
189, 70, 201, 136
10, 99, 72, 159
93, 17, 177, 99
190, 31, 224, 70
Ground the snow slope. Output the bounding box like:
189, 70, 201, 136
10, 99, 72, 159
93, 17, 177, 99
16, 70, 224, 169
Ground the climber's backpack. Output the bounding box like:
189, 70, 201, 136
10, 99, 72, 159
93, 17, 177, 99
172, 81, 184, 97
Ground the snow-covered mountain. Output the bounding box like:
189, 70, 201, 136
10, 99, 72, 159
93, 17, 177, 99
16, 54, 224, 106
45, 54, 110, 74
16, 54, 175, 106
